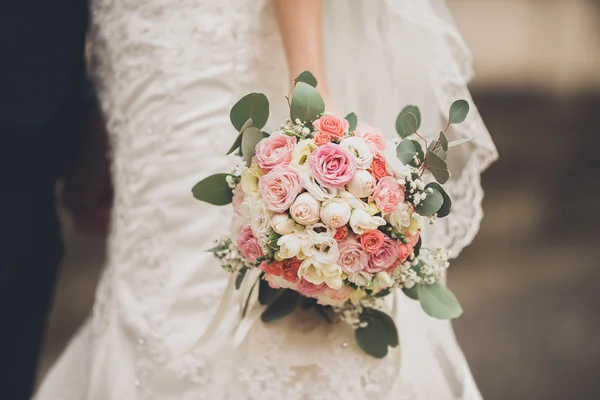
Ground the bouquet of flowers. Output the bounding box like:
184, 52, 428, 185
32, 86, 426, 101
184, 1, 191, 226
192, 71, 473, 358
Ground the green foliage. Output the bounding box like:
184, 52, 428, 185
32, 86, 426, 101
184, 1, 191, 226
290, 82, 325, 125
191, 173, 233, 206
426, 151, 450, 184
235, 268, 247, 290
402, 286, 420, 300
396, 139, 417, 165
227, 118, 253, 155
294, 71, 318, 87
417, 282, 463, 320
415, 187, 443, 215
409, 140, 424, 167
241, 127, 263, 167
439, 131, 449, 151
261, 289, 300, 323
345, 112, 358, 132
395, 105, 421, 138
230, 93, 269, 132
428, 140, 446, 161
449, 100, 469, 124
258, 278, 282, 306
355, 308, 399, 358
426, 182, 451, 218
205, 244, 226, 253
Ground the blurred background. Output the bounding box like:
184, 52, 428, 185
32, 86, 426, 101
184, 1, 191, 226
37, 0, 600, 398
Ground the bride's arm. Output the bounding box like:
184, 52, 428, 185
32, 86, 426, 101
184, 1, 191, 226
272, 0, 331, 105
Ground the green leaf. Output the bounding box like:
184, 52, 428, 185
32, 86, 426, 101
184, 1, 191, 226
241, 127, 263, 167
439, 131, 449, 151
261, 289, 299, 323
191, 173, 233, 206
425, 182, 452, 218
294, 71, 318, 87
226, 118, 253, 155
428, 140, 446, 161
426, 151, 450, 184
230, 93, 270, 131
345, 112, 358, 132
449, 100, 469, 124
396, 139, 417, 165
205, 245, 225, 253
374, 289, 391, 298
403, 286, 419, 300
413, 237, 422, 258
355, 308, 399, 358
299, 297, 318, 310
417, 282, 463, 319
409, 140, 424, 167
415, 187, 443, 215
448, 137, 475, 148
290, 82, 325, 125
395, 105, 421, 138
235, 268, 247, 290
258, 278, 283, 306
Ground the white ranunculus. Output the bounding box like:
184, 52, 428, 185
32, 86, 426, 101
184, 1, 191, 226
271, 213, 296, 235
298, 169, 339, 201
385, 144, 411, 182
249, 198, 273, 236
291, 139, 317, 168
290, 192, 321, 225
319, 198, 351, 228
339, 191, 368, 211
304, 229, 339, 264
298, 258, 344, 290
349, 209, 386, 234
348, 271, 373, 287
346, 170, 377, 199
339, 136, 374, 169
372, 271, 394, 292
277, 233, 303, 260
385, 202, 411, 232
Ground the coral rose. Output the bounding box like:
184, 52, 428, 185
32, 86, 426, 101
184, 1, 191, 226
359, 229, 385, 254
397, 243, 413, 263
314, 130, 332, 146
312, 114, 349, 140
369, 154, 390, 181
333, 226, 349, 241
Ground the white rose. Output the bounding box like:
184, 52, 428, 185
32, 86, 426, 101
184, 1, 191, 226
349, 209, 386, 234
276, 233, 303, 260
290, 192, 321, 225
291, 139, 317, 168
385, 202, 411, 232
249, 198, 273, 236
319, 198, 351, 228
339, 191, 368, 211
304, 230, 339, 264
348, 271, 373, 287
299, 258, 344, 290
339, 137, 374, 169
298, 169, 339, 201
346, 170, 376, 199
385, 144, 411, 182
271, 213, 296, 235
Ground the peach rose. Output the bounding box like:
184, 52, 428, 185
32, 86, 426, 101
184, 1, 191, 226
237, 226, 263, 263
365, 236, 398, 273
258, 167, 302, 213
369, 154, 390, 181
314, 130, 332, 146
405, 231, 420, 248
370, 176, 404, 215
397, 243, 413, 263
355, 124, 387, 154
312, 114, 349, 140
333, 226, 349, 241
359, 229, 385, 254
255, 132, 296, 172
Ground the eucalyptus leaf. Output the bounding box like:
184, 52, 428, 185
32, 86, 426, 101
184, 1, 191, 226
241, 127, 263, 167
439, 131, 449, 151
235, 268, 247, 290
413, 237, 422, 258
449, 100, 469, 124
226, 118, 253, 155
205, 245, 225, 253
415, 187, 443, 216
395, 105, 421, 138
426, 151, 450, 184
258, 278, 283, 306
396, 139, 417, 165
294, 71, 318, 87
409, 140, 424, 167
403, 286, 419, 300
428, 140, 446, 161
448, 137, 475, 148
417, 282, 463, 319
355, 308, 399, 359
191, 173, 233, 206
261, 289, 300, 323
230, 93, 269, 131
426, 182, 451, 218
290, 82, 325, 124
345, 112, 358, 132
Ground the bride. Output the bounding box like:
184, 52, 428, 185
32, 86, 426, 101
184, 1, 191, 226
37, 0, 497, 398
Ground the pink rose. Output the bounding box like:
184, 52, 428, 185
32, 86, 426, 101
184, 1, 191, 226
405, 231, 420, 248
370, 176, 404, 214
397, 243, 413, 263
369, 154, 390, 181
255, 132, 296, 172
298, 279, 328, 297
258, 167, 302, 213
237, 226, 263, 263
314, 130, 332, 146
338, 236, 369, 274
355, 124, 386, 154
333, 226, 349, 241
232, 186, 245, 215
312, 114, 349, 140
359, 229, 385, 254
309, 143, 357, 188
366, 236, 398, 273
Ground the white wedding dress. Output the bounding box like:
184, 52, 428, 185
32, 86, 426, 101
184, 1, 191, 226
37, 0, 497, 399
